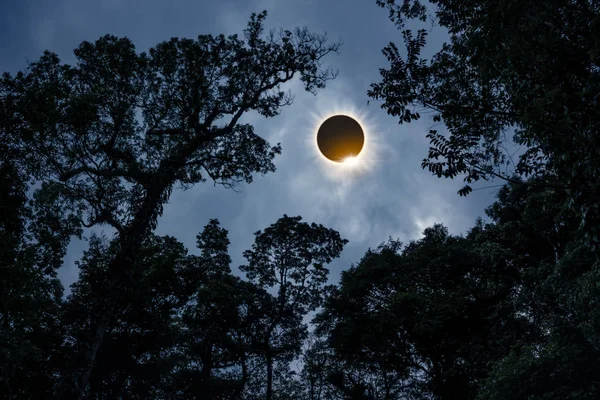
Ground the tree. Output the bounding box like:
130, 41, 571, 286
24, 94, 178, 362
58, 216, 348, 399
171, 219, 276, 399
368, 0, 600, 248
58, 233, 190, 399
1, 11, 341, 397
0, 157, 72, 398
58, 219, 270, 399
313, 175, 600, 399
240, 215, 348, 400
315, 224, 535, 399
300, 335, 335, 400
473, 181, 600, 400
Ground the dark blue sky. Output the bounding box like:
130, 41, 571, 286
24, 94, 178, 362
1, 0, 498, 292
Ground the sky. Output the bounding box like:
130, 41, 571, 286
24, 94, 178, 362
1, 0, 500, 293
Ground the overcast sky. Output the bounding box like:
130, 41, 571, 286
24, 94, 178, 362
1, 0, 499, 292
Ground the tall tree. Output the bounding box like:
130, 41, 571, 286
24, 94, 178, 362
368, 0, 600, 247
1, 11, 341, 397
59, 219, 276, 399
172, 219, 276, 399
58, 216, 348, 399
240, 215, 348, 400
58, 233, 189, 399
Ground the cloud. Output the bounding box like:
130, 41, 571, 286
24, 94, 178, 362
6, 0, 498, 292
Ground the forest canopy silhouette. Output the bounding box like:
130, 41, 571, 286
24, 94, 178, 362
2, 1, 600, 399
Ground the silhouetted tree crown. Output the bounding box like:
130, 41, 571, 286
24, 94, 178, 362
368, 0, 600, 248
1, 10, 341, 398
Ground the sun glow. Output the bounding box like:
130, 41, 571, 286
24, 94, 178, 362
342, 156, 359, 166
307, 102, 381, 179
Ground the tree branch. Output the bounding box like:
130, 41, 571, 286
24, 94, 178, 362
59, 165, 148, 185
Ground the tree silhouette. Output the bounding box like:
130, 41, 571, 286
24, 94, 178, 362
368, 0, 600, 249
311, 177, 600, 399
0, 155, 67, 398
1, 11, 340, 397
241, 215, 347, 400
3, 2, 600, 399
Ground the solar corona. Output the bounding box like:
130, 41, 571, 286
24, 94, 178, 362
316, 115, 365, 164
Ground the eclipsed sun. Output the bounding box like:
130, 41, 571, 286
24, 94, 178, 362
308, 103, 380, 179
316, 115, 365, 163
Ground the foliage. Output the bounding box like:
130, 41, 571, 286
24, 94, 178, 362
311, 178, 600, 400
368, 0, 600, 247
43, 215, 344, 400
1, 11, 341, 396
314, 225, 526, 399
0, 157, 67, 398
240, 214, 348, 400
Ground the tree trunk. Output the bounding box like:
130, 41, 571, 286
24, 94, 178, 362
266, 350, 273, 400
75, 310, 113, 399
234, 352, 248, 397
72, 180, 171, 399
69, 106, 248, 399
200, 340, 214, 381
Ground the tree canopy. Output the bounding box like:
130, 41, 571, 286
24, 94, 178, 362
368, 0, 600, 248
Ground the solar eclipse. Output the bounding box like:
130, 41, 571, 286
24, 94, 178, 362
316, 115, 365, 163
308, 102, 381, 180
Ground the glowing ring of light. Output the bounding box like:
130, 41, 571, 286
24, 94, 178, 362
307, 103, 379, 179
